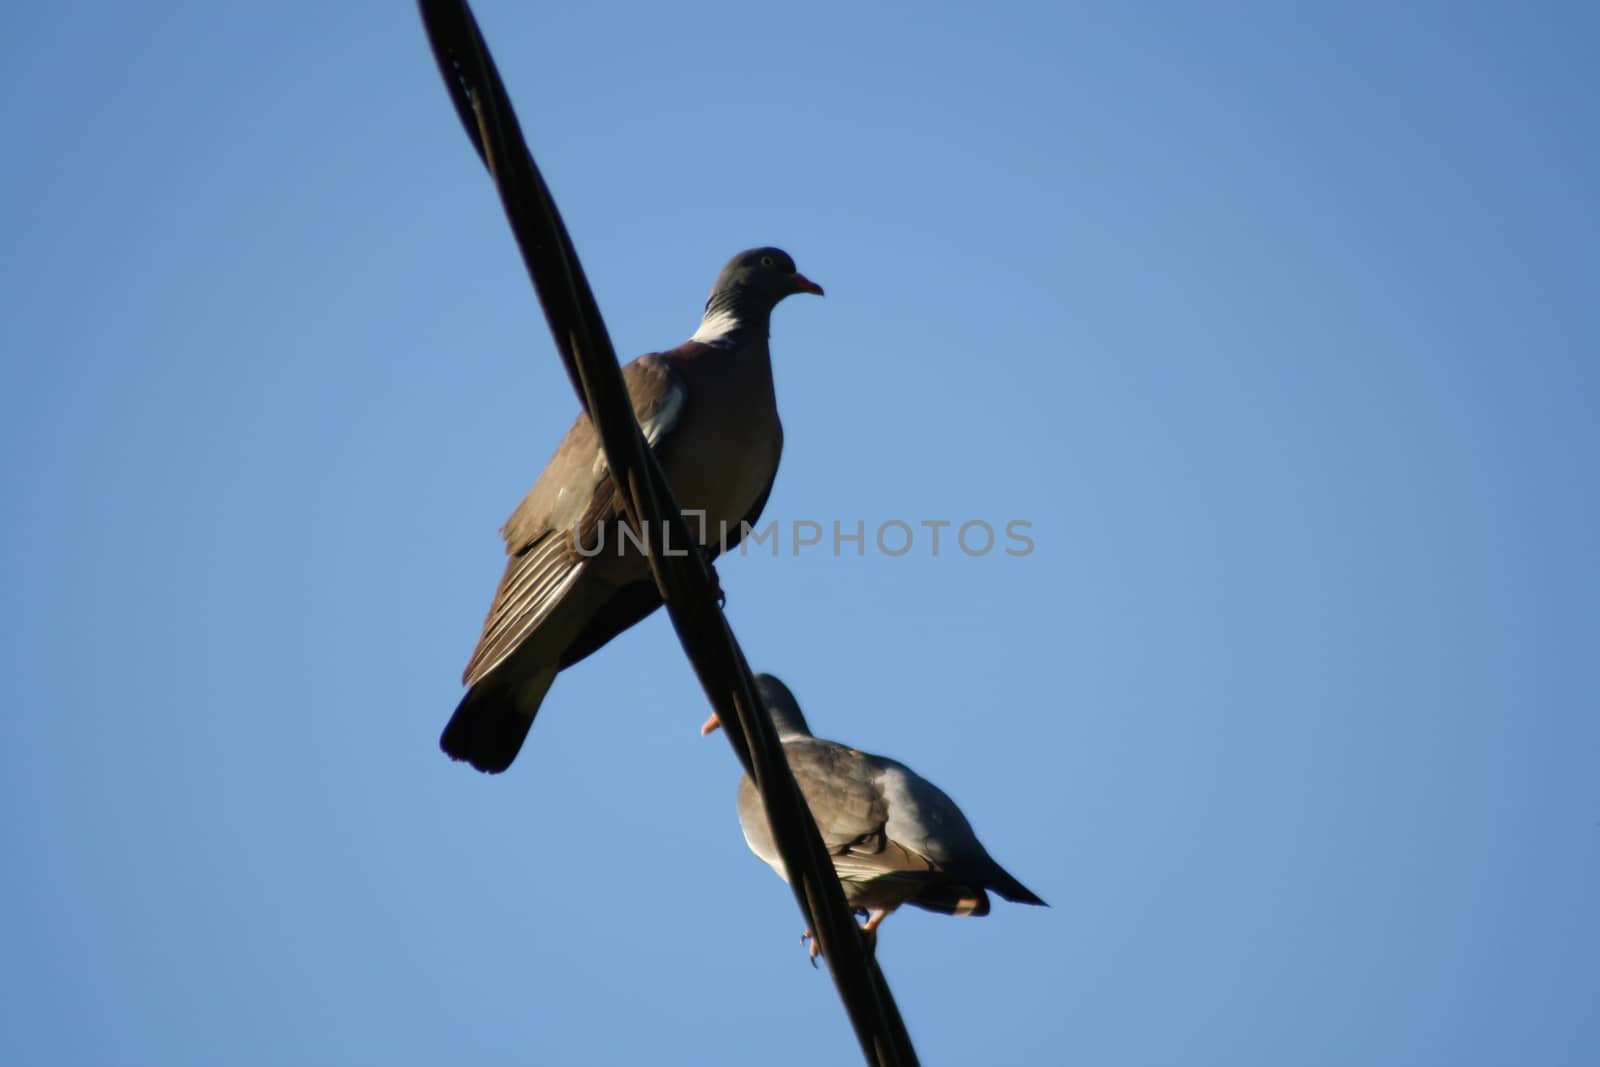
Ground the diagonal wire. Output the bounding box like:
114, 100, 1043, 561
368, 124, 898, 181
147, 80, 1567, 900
415, 2, 919, 1063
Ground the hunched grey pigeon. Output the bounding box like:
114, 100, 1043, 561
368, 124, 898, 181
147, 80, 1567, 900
441, 249, 822, 773
705, 674, 1046, 957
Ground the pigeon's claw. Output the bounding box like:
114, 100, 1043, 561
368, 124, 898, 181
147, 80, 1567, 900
801, 929, 821, 967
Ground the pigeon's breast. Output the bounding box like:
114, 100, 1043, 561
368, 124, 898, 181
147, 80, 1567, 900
659, 376, 781, 544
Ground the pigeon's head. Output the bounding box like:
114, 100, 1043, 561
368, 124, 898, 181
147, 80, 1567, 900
697, 672, 814, 740
754, 673, 812, 738
710, 247, 824, 309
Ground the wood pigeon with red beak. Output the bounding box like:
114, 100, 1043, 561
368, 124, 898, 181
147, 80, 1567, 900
704, 674, 1047, 959
441, 249, 822, 773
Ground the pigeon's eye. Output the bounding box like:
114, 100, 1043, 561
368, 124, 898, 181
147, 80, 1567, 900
759, 255, 776, 268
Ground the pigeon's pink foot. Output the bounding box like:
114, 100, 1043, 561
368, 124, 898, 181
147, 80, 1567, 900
860, 909, 890, 955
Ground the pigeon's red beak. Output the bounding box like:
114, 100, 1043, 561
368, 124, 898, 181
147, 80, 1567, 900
790, 272, 824, 297
699, 712, 723, 736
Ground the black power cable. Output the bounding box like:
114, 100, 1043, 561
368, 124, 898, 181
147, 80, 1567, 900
415, 3, 920, 1064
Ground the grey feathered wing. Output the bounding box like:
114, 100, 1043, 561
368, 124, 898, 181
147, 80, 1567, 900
439, 357, 684, 773
461, 356, 684, 687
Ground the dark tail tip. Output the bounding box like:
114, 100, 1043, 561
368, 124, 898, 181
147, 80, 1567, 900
992, 868, 1049, 907
440, 683, 535, 774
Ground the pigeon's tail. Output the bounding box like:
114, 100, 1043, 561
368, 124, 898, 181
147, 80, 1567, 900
989, 865, 1048, 907
439, 666, 555, 774
911, 884, 993, 918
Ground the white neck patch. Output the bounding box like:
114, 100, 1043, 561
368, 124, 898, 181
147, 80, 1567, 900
689, 308, 740, 344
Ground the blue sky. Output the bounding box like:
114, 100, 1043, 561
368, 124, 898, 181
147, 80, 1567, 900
3, 2, 1597, 1063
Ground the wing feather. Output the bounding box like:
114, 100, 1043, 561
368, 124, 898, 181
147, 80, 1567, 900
461, 534, 587, 686
460, 357, 686, 686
